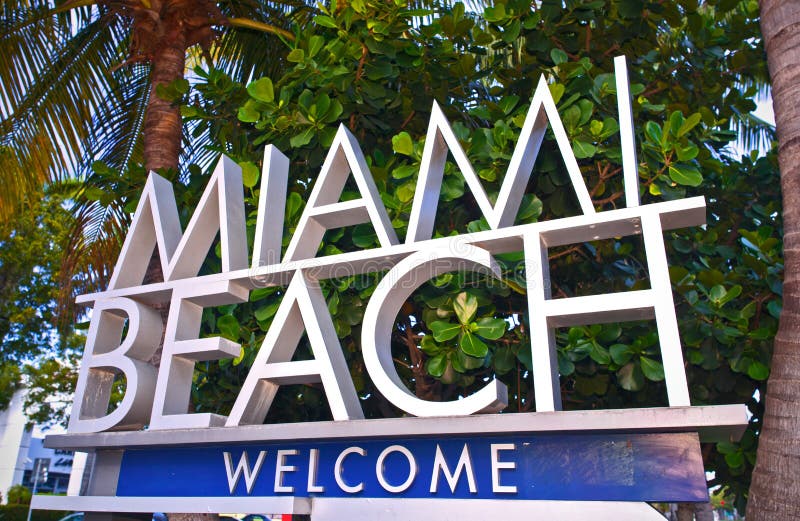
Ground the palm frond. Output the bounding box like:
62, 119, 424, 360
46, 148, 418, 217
731, 110, 776, 156
0, 4, 130, 221
212, 0, 311, 84
82, 62, 151, 176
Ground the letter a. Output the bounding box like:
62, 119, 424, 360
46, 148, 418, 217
226, 270, 363, 425
283, 125, 398, 261
406, 79, 596, 243
108, 155, 248, 288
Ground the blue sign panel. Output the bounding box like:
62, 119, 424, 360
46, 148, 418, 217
116, 432, 707, 502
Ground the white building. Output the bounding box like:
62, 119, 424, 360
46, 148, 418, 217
0, 390, 76, 503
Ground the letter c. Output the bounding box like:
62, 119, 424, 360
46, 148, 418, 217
362, 244, 508, 417
335, 446, 366, 493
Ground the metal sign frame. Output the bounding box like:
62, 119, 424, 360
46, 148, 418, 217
32, 56, 748, 520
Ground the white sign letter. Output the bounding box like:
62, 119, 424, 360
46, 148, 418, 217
68, 298, 163, 433
307, 448, 324, 493
430, 444, 477, 494
109, 155, 248, 288
227, 270, 363, 426
274, 449, 298, 493
406, 80, 596, 243
284, 124, 397, 261
376, 445, 417, 493
335, 447, 366, 493
149, 280, 249, 430
362, 244, 508, 417
252, 145, 290, 268
490, 443, 517, 494
224, 450, 267, 494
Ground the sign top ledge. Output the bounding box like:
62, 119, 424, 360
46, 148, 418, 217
45, 404, 747, 451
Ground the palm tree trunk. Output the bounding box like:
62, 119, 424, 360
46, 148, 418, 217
138, 4, 211, 521
142, 0, 187, 172
747, 1, 800, 519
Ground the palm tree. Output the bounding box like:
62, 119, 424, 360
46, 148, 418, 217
746, 0, 800, 518
1, 0, 312, 307
0, 0, 301, 223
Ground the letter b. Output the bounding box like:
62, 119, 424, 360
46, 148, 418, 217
68, 298, 163, 433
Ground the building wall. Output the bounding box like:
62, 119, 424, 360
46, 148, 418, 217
21, 438, 74, 494
0, 390, 76, 502
0, 390, 29, 504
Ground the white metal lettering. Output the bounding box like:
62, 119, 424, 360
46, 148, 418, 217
284, 125, 398, 261
226, 270, 363, 426
274, 449, 298, 493
334, 447, 366, 493
108, 155, 248, 288
307, 448, 324, 493
430, 444, 477, 494
68, 298, 163, 433
490, 444, 517, 494
361, 244, 508, 417
376, 445, 418, 493
223, 451, 267, 494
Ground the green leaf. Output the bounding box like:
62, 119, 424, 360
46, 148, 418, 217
767, 300, 782, 319
493, 346, 516, 374
676, 144, 699, 161
474, 317, 507, 340
420, 335, 441, 356
677, 113, 702, 137
668, 164, 703, 187
315, 15, 338, 28
484, 4, 506, 22
725, 451, 744, 468
618, 362, 645, 391
287, 48, 305, 63
645, 121, 663, 144
460, 331, 489, 357
240, 162, 259, 188
426, 353, 447, 377
573, 140, 597, 159
719, 285, 742, 306
550, 48, 568, 65
453, 292, 478, 324
549, 83, 565, 104
558, 352, 575, 375
247, 78, 274, 103
430, 320, 461, 342
610, 343, 634, 365
396, 181, 416, 203
290, 127, 315, 148
254, 301, 280, 322
392, 132, 414, 156
589, 343, 611, 365
232, 346, 245, 366
237, 105, 260, 123
457, 349, 485, 371
640, 356, 665, 381
217, 315, 240, 341
747, 361, 769, 380
308, 35, 325, 58
286, 192, 303, 218
392, 164, 416, 179
709, 284, 726, 303
351, 224, 377, 248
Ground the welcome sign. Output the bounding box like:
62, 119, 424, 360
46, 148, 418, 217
33, 57, 746, 520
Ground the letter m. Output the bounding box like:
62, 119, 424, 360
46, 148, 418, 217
108, 155, 248, 289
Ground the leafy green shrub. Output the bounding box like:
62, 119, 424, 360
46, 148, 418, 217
0, 504, 69, 521
6, 485, 31, 505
